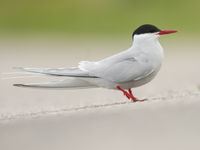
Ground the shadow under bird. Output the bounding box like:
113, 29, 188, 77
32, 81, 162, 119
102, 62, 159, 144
14, 24, 177, 102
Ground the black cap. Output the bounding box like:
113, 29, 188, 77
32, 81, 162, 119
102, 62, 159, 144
132, 24, 161, 38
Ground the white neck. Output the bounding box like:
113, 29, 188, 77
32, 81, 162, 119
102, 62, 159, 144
131, 33, 164, 65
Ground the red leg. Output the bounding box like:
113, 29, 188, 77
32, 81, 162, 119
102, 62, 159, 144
116, 86, 131, 99
116, 86, 146, 102
128, 89, 145, 102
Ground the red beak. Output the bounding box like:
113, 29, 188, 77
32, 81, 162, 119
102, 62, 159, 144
158, 30, 178, 35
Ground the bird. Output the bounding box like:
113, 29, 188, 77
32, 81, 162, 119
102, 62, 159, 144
13, 24, 177, 102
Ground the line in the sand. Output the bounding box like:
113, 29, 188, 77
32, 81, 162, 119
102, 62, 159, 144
0, 101, 132, 121
0, 96, 179, 121
0, 90, 199, 121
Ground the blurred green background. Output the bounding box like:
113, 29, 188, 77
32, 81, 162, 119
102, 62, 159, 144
0, 0, 199, 37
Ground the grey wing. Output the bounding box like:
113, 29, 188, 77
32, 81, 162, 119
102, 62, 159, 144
81, 57, 154, 83
14, 67, 98, 78
13, 78, 97, 89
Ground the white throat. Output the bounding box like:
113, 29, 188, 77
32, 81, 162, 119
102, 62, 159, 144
132, 33, 164, 65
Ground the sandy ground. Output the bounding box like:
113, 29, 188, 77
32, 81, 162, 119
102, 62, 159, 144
0, 37, 200, 150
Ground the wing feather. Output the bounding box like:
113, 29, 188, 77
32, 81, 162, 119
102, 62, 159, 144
14, 67, 98, 78
79, 52, 154, 83
13, 78, 97, 89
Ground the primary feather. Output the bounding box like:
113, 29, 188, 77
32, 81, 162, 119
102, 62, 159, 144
14, 67, 97, 78
13, 78, 97, 89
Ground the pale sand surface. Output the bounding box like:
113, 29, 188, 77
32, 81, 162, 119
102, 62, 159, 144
0, 38, 200, 149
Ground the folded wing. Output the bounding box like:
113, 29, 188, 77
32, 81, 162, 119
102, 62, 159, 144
15, 49, 154, 84
14, 67, 97, 78
80, 57, 154, 83
13, 78, 97, 89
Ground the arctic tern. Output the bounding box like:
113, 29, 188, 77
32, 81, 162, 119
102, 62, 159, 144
14, 24, 178, 102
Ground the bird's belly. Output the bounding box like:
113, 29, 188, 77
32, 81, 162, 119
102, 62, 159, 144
83, 65, 161, 90
118, 68, 160, 89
